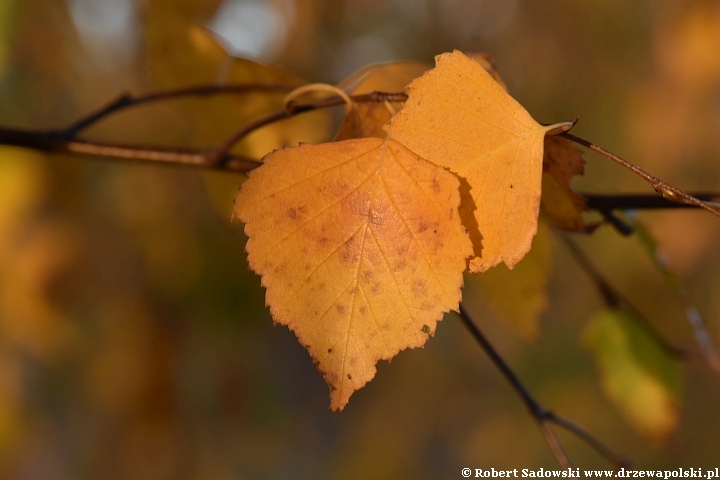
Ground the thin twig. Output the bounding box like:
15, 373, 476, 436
211, 91, 408, 164
561, 132, 720, 220
559, 235, 687, 359
458, 304, 628, 469
548, 414, 631, 468
61, 84, 299, 136
4, 126, 720, 216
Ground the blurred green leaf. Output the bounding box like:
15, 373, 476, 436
583, 308, 682, 440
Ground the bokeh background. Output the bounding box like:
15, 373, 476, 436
1, 0, 720, 478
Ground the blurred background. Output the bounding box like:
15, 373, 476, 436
0, 0, 719, 478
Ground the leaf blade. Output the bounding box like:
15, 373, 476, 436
584, 309, 682, 440
234, 138, 472, 410
385, 50, 566, 272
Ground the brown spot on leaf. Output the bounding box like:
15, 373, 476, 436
335, 304, 346, 314
287, 208, 298, 219
420, 301, 434, 311
392, 260, 406, 272
412, 278, 427, 298
371, 211, 383, 226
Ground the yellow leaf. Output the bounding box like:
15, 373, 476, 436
584, 309, 682, 440
465, 220, 552, 341
233, 138, 472, 410
334, 54, 507, 142
385, 50, 570, 272
541, 136, 587, 231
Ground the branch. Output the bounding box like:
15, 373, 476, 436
3, 86, 720, 221
0, 90, 409, 170
458, 304, 630, 470
585, 193, 719, 211
0, 127, 261, 172
562, 132, 720, 220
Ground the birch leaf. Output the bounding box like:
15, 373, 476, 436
541, 135, 587, 231
385, 50, 571, 272
233, 138, 472, 410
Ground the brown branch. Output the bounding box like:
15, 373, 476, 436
561, 132, 720, 220
458, 304, 630, 470
4, 86, 720, 224
0, 89, 410, 171
4, 126, 720, 218
0, 126, 261, 172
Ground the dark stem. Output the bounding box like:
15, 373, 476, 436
585, 193, 719, 210
458, 304, 629, 469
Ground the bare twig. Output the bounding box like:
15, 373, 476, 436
548, 414, 630, 468
210, 91, 408, 164
458, 304, 629, 470
561, 132, 720, 220
62, 83, 299, 136
3, 86, 720, 224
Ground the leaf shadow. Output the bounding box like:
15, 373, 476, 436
457, 175, 483, 263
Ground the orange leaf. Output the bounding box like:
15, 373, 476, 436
541, 136, 587, 231
233, 138, 472, 410
385, 50, 570, 272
